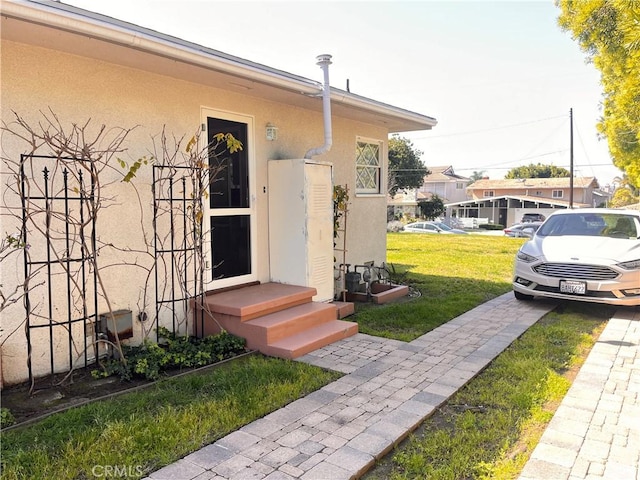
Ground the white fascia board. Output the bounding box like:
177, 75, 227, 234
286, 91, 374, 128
3, 0, 438, 129
2, 0, 321, 95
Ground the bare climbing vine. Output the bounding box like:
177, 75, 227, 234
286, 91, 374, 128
1, 108, 241, 389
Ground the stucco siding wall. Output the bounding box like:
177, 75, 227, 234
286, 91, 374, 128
447, 183, 469, 203
330, 125, 389, 268
1, 40, 388, 384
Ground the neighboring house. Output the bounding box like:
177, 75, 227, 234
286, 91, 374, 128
447, 177, 603, 227
386, 190, 428, 220
467, 177, 601, 204
0, 1, 437, 385
387, 166, 469, 220
417, 166, 470, 204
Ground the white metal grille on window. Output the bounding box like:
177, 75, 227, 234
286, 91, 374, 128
356, 141, 380, 193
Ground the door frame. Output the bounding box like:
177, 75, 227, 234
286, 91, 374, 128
200, 107, 257, 289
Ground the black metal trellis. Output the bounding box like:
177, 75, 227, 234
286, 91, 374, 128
20, 154, 100, 385
17, 156, 205, 383
152, 165, 205, 341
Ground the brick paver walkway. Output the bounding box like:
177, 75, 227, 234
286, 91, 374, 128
519, 307, 640, 480
147, 293, 553, 479
147, 295, 638, 480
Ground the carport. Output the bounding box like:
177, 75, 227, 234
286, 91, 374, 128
445, 195, 589, 226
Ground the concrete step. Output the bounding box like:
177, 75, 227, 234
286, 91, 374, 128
243, 302, 338, 348
332, 301, 355, 319
201, 282, 316, 322
261, 320, 359, 359
193, 282, 358, 360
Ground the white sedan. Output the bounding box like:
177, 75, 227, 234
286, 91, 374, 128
504, 222, 542, 238
513, 208, 640, 306
403, 221, 467, 234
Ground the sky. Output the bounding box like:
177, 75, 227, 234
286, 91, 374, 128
64, 0, 622, 188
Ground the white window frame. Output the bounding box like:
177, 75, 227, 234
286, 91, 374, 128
456, 182, 465, 190
483, 190, 495, 198
552, 190, 564, 198
355, 137, 384, 195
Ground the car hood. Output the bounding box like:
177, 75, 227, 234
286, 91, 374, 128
524, 235, 640, 263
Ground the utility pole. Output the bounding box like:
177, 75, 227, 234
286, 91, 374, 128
569, 108, 574, 209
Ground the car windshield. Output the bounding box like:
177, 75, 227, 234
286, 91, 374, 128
537, 213, 640, 239
435, 223, 453, 231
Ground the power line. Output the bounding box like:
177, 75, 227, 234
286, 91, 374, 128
391, 111, 617, 177
455, 163, 615, 172
392, 163, 615, 173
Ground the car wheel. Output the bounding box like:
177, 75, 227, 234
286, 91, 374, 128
514, 290, 534, 301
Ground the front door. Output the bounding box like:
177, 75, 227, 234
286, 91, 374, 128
203, 110, 256, 288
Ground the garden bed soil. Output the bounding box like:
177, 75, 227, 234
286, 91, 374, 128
1, 351, 256, 429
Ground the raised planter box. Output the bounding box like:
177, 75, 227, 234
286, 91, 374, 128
346, 283, 409, 304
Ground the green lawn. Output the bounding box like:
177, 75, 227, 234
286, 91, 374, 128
355, 232, 525, 340
0, 356, 341, 480
363, 302, 610, 480
1, 232, 613, 480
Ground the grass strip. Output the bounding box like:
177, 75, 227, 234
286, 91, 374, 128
364, 302, 611, 480
0, 355, 341, 480
355, 233, 525, 341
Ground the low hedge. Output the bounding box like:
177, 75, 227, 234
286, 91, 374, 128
479, 223, 505, 230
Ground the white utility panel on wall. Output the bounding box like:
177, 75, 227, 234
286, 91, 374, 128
268, 159, 334, 302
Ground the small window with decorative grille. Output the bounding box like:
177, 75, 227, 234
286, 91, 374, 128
355, 138, 382, 194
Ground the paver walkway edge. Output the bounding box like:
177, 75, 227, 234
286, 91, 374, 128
519, 307, 640, 480
148, 292, 556, 480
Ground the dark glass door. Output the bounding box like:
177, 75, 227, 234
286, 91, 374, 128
207, 117, 252, 283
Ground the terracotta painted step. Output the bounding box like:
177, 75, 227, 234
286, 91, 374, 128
261, 319, 358, 360
202, 282, 316, 321
243, 302, 338, 347
332, 301, 355, 318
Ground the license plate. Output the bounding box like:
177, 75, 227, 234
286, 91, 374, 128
560, 280, 587, 295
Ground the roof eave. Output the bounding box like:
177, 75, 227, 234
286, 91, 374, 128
2, 0, 437, 132
445, 195, 590, 209
2, 0, 321, 93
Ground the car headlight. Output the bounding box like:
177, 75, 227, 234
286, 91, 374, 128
516, 251, 538, 263
617, 259, 640, 270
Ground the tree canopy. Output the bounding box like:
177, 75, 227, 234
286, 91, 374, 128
505, 163, 571, 179
468, 170, 486, 185
609, 173, 640, 206
388, 135, 430, 197
418, 194, 445, 220
557, 0, 640, 187
609, 187, 638, 207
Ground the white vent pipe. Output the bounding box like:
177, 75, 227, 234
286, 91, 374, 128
304, 54, 333, 159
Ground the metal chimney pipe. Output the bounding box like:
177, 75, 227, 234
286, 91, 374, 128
304, 54, 333, 159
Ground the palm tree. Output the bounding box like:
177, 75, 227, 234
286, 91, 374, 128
467, 170, 486, 185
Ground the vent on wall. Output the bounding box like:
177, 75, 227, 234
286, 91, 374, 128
99, 309, 134, 342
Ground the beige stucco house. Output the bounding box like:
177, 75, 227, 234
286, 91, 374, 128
418, 166, 470, 204
0, 1, 436, 385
